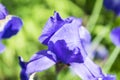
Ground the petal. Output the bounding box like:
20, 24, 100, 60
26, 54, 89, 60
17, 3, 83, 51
93, 45, 108, 60
103, 0, 115, 10
0, 15, 12, 32
0, 42, 5, 54
27, 54, 55, 75
49, 17, 82, 44
1, 16, 23, 39
39, 11, 65, 45
48, 40, 84, 64
84, 57, 104, 77
110, 27, 120, 47
0, 3, 8, 19
19, 56, 28, 80
79, 26, 91, 45
49, 17, 87, 59
27, 50, 56, 76
103, 0, 120, 15
70, 63, 95, 80
103, 74, 116, 80
70, 57, 104, 80
19, 50, 56, 80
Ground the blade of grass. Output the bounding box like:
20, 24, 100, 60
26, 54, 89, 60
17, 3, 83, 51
91, 27, 109, 49
87, 0, 103, 32
103, 46, 120, 73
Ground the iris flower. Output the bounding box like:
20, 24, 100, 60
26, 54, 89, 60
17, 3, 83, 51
110, 27, 120, 46
0, 3, 23, 53
103, 0, 120, 16
86, 43, 108, 60
19, 12, 115, 80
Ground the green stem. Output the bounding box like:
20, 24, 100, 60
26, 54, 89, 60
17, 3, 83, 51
87, 0, 103, 32
103, 47, 120, 73
91, 26, 109, 51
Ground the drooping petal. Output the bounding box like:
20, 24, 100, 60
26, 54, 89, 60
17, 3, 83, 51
0, 3, 8, 19
70, 57, 104, 80
19, 56, 28, 80
103, 74, 116, 80
84, 57, 104, 77
26, 50, 56, 75
0, 42, 5, 53
70, 63, 95, 80
39, 11, 65, 45
110, 27, 120, 47
1, 16, 23, 39
19, 50, 56, 80
0, 15, 12, 33
48, 40, 84, 64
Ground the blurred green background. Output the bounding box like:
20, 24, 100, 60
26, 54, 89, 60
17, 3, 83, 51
0, 0, 120, 80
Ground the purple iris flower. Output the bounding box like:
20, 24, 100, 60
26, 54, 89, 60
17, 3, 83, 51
86, 44, 108, 60
0, 3, 23, 53
0, 3, 8, 19
19, 12, 115, 80
103, 0, 120, 15
110, 27, 120, 46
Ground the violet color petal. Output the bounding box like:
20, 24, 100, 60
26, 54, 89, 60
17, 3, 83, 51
70, 63, 95, 80
79, 26, 91, 45
48, 40, 84, 64
104, 0, 115, 10
39, 11, 65, 45
19, 51, 56, 80
104, 0, 120, 15
84, 57, 104, 77
2, 16, 23, 39
70, 57, 104, 80
26, 50, 56, 76
49, 17, 82, 44
0, 3, 8, 19
93, 45, 108, 60
49, 17, 87, 59
19, 56, 28, 80
103, 74, 116, 80
0, 42, 5, 53
110, 27, 120, 47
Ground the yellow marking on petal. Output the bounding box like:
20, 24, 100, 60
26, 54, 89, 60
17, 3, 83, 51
0, 15, 12, 32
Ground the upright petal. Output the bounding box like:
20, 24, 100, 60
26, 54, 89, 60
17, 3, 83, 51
110, 27, 120, 47
70, 57, 104, 80
0, 3, 8, 19
1, 16, 23, 39
79, 26, 91, 45
49, 17, 87, 59
39, 11, 65, 45
49, 17, 82, 44
19, 50, 56, 80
